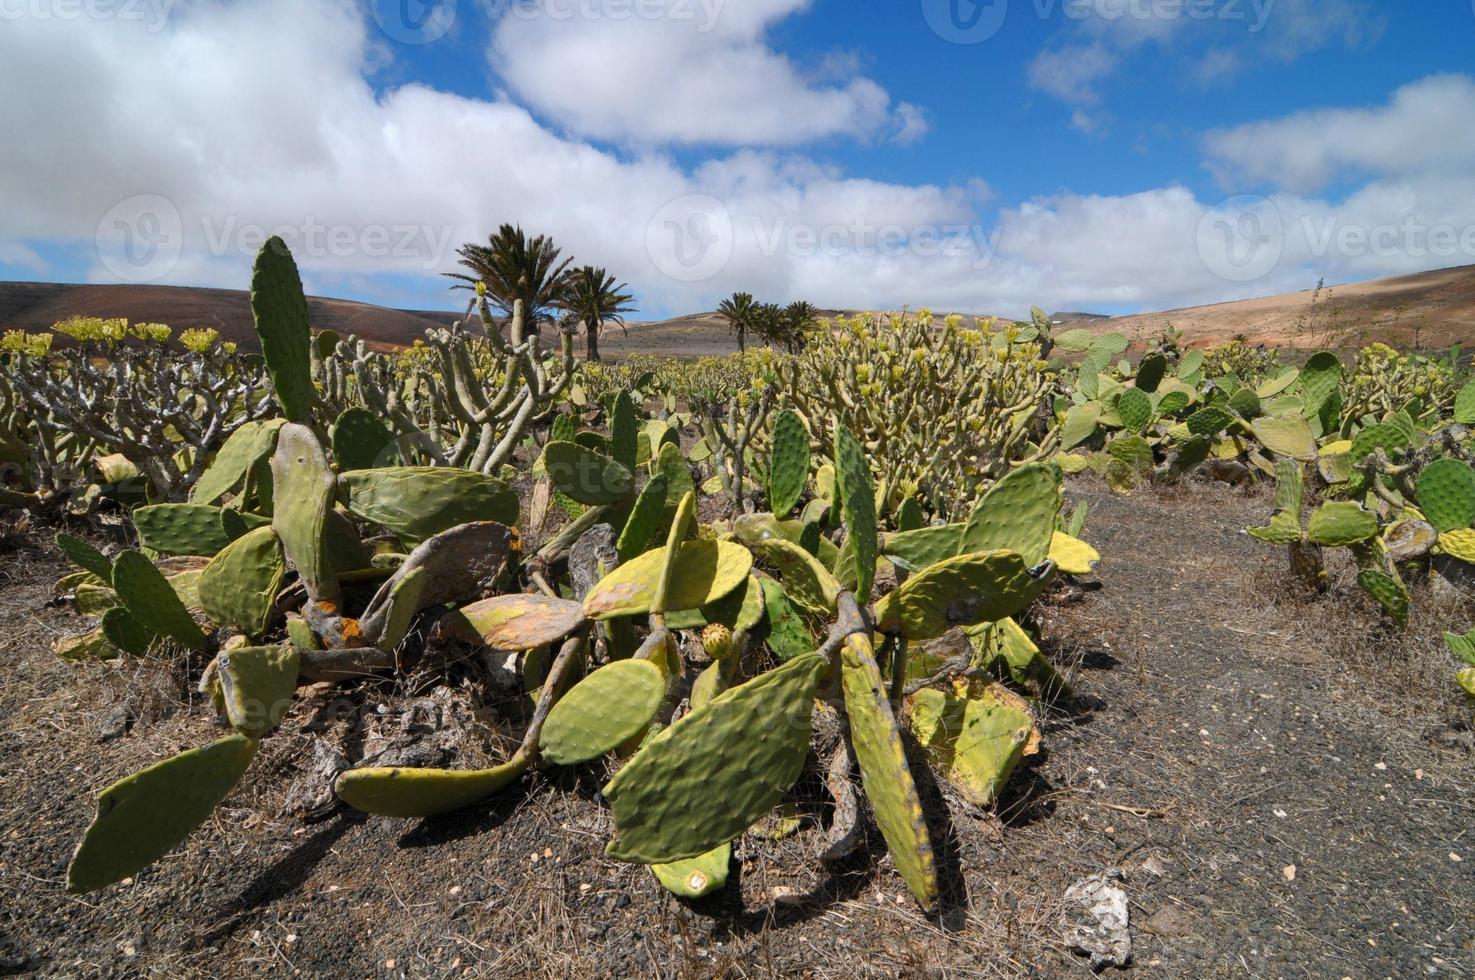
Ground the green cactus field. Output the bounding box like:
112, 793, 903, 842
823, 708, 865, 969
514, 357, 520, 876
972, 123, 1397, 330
0, 239, 1472, 976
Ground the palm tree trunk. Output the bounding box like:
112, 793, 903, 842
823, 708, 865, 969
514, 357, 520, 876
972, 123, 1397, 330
585, 317, 601, 362
737, 327, 746, 353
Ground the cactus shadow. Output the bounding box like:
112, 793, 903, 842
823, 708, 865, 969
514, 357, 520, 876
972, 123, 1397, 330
395, 785, 533, 849
198, 812, 365, 948
994, 762, 1059, 831
906, 740, 970, 929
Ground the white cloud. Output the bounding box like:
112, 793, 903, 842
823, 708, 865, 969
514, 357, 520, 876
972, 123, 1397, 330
1204, 74, 1475, 193
488, 0, 920, 146
1027, 44, 1118, 106
0, 1, 1469, 324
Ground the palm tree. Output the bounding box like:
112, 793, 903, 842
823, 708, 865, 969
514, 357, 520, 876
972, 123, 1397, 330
779, 301, 818, 353
717, 291, 760, 353
565, 265, 637, 362
446, 224, 573, 336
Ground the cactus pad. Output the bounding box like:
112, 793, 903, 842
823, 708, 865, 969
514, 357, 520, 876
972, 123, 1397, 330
271, 424, 339, 605
758, 578, 814, 662
540, 659, 666, 765
839, 633, 937, 912
56, 533, 113, 584
1135, 353, 1168, 393
603, 654, 829, 864
331, 408, 396, 471
1445, 628, 1475, 666
1456, 379, 1475, 425
749, 537, 841, 616
1305, 503, 1379, 547
652, 844, 731, 898
1248, 510, 1304, 545
251, 237, 314, 423
833, 424, 878, 599
192, 419, 286, 505
340, 467, 518, 549
768, 409, 811, 516
133, 504, 238, 558
439, 594, 588, 651
1350, 423, 1407, 462
882, 524, 965, 573
610, 390, 639, 472
874, 549, 1051, 640
1048, 531, 1100, 575
67, 734, 260, 893
198, 526, 286, 638
910, 679, 1038, 808
101, 607, 152, 656
542, 441, 635, 506
1384, 520, 1438, 563
584, 541, 751, 620
1357, 567, 1409, 625
1417, 459, 1475, 534
1117, 388, 1152, 431
968, 615, 1072, 698
111, 551, 206, 650
1186, 405, 1234, 436
216, 645, 300, 738
1249, 417, 1317, 460
1298, 352, 1342, 416
617, 473, 668, 563
958, 464, 1062, 567
1438, 529, 1475, 564
1060, 403, 1101, 450
335, 755, 530, 818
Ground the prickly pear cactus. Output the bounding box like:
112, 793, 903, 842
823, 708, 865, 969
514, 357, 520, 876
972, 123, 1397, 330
250, 237, 315, 424
875, 549, 1052, 640
583, 540, 751, 620
216, 645, 300, 738
270, 424, 339, 605
540, 659, 666, 765
840, 632, 938, 912
335, 756, 530, 819
602, 654, 829, 864
834, 423, 878, 600
67, 734, 260, 893
958, 463, 1061, 567
198, 526, 286, 639
191, 419, 286, 506
1417, 459, 1475, 534
331, 408, 396, 471
111, 551, 206, 650
132, 504, 241, 558
542, 441, 635, 506
341, 467, 519, 549
767, 409, 810, 516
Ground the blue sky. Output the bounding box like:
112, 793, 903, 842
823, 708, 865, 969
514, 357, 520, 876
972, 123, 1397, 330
2, 0, 1474, 322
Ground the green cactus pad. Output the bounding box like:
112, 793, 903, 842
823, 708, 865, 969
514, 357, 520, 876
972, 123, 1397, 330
335, 755, 530, 818
67, 734, 260, 893
652, 844, 731, 898
331, 408, 396, 471
216, 645, 300, 738
1357, 567, 1409, 626
1135, 353, 1168, 393
882, 524, 965, 573
111, 551, 205, 650
1416, 459, 1475, 534
874, 549, 1052, 640
968, 616, 1072, 698
270, 424, 339, 605
610, 390, 640, 472
895, 497, 925, 533
1305, 502, 1379, 547
583, 541, 752, 620
1249, 417, 1317, 460
768, 410, 811, 516
368, 566, 430, 651
198, 526, 286, 639
341, 467, 519, 548
1456, 380, 1475, 425
1155, 389, 1191, 416
617, 474, 669, 564
54, 626, 121, 662
132, 504, 238, 558
1248, 510, 1304, 545
191, 419, 286, 505
839, 633, 937, 912
910, 680, 1037, 808
758, 578, 814, 662
251, 237, 314, 424
1107, 435, 1154, 473
603, 654, 829, 864
1273, 457, 1304, 516
1298, 352, 1342, 416
958, 463, 1061, 567
654, 442, 696, 524
439, 594, 588, 651
1228, 387, 1262, 420
101, 607, 152, 656
540, 659, 666, 765
1048, 532, 1100, 575
749, 537, 841, 616
1117, 388, 1152, 431
690, 661, 729, 709
1445, 628, 1475, 666
833, 424, 878, 600
56, 533, 113, 585
668, 574, 767, 632
542, 441, 635, 506
1059, 403, 1100, 451
1186, 405, 1234, 436
1350, 423, 1408, 462
654, 492, 698, 615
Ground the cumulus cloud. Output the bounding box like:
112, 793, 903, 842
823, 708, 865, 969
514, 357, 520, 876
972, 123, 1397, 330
1203, 74, 1475, 193
488, 0, 922, 146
